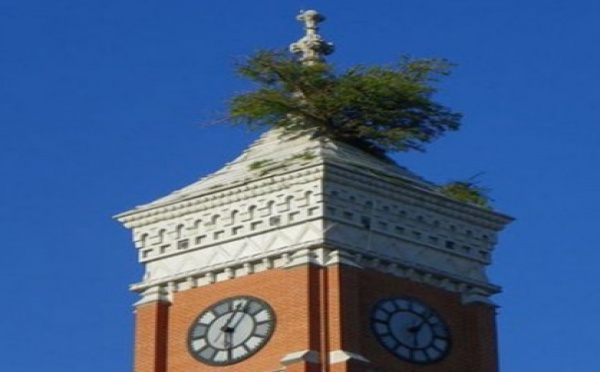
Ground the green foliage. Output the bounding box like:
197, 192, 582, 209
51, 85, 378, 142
290, 151, 316, 162
438, 179, 492, 208
227, 50, 461, 157
248, 160, 273, 170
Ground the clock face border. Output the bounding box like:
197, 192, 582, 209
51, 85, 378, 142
187, 295, 276, 366
370, 296, 452, 365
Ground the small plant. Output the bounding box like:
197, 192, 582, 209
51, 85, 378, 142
290, 151, 316, 162
248, 160, 273, 171
438, 177, 492, 208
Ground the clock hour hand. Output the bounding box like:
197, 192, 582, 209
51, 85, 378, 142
408, 311, 431, 334
223, 331, 234, 362
407, 321, 424, 334
407, 318, 426, 347
223, 331, 232, 348
220, 301, 249, 348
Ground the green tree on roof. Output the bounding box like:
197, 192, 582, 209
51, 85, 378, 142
226, 10, 462, 158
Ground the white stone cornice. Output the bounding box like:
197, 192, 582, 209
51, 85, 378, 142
131, 245, 501, 304
325, 249, 364, 268
115, 164, 323, 228
324, 245, 502, 296
117, 157, 512, 231
139, 214, 324, 264
130, 240, 326, 293
325, 218, 492, 265
134, 285, 171, 307
462, 287, 499, 306
119, 128, 513, 307
116, 128, 442, 227
325, 164, 513, 231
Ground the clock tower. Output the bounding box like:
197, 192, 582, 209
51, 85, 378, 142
116, 10, 512, 372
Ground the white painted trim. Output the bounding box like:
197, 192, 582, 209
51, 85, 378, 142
280, 350, 320, 365
134, 286, 171, 307
329, 350, 370, 364
462, 288, 499, 306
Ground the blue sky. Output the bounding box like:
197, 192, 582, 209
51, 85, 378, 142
1, 0, 599, 371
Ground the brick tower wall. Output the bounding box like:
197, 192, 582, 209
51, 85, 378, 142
133, 263, 498, 372
333, 265, 499, 372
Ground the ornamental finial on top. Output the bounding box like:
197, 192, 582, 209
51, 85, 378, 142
289, 10, 334, 64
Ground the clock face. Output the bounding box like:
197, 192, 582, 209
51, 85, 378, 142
371, 297, 451, 364
187, 296, 276, 366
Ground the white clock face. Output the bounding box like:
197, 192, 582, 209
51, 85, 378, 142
371, 297, 451, 364
187, 296, 276, 366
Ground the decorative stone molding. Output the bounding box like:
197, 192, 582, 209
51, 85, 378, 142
131, 183, 323, 264
283, 247, 323, 268
132, 244, 501, 305
118, 129, 512, 305
289, 10, 334, 64
462, 287, 499, 306
134, 285, 171, 307
325, 164, 511, 231
117, 167, 324, 229
280, 350, 320, 365
325, 249, 364, 268
329, 350, 370, 364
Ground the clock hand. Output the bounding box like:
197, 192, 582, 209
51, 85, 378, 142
407, 318, 427, 347
408, 322, 424, 333
223, 332, 234, 362
230, 301, 251, 331
407, 320, 420, 333
218, 301, 250, 349
223, 331, 231, 348
214, 303, 245, 347
222, 302, 245, 333
221, 301, 251, 350
408, 314, 430, 333
410, 329, 421, 348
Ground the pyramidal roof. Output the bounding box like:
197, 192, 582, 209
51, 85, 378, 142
117, 10, 444, 218
119, 129, 436, 216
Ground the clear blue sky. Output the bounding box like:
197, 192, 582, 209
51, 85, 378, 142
2, 1, 599, 371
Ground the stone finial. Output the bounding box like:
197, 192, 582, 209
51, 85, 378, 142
289, 10, 334, 64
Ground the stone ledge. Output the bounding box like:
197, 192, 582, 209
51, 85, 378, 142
280, 350, 320, 365
131, 246, 501, 304
328, 350, 370, 364
134, 286, 171, 307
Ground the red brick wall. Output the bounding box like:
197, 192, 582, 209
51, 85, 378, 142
333, 265, 499, 372
133, 263, 498, 372
464, 303, 499, 372
165, 265, 324, 372
134, 301, 170, 372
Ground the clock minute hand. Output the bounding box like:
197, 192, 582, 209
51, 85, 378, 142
216, 303, 244, 348
222, 302, 245, 333
220, 301, 249, 351
229, 301, 251, 331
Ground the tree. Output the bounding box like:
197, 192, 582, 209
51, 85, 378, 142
227, 49, 461, 158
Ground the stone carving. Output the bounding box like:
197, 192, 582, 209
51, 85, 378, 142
119, 128, 511, 305
289, 10, 334, 64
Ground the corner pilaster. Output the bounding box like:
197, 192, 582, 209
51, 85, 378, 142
134, 293, 171, 372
